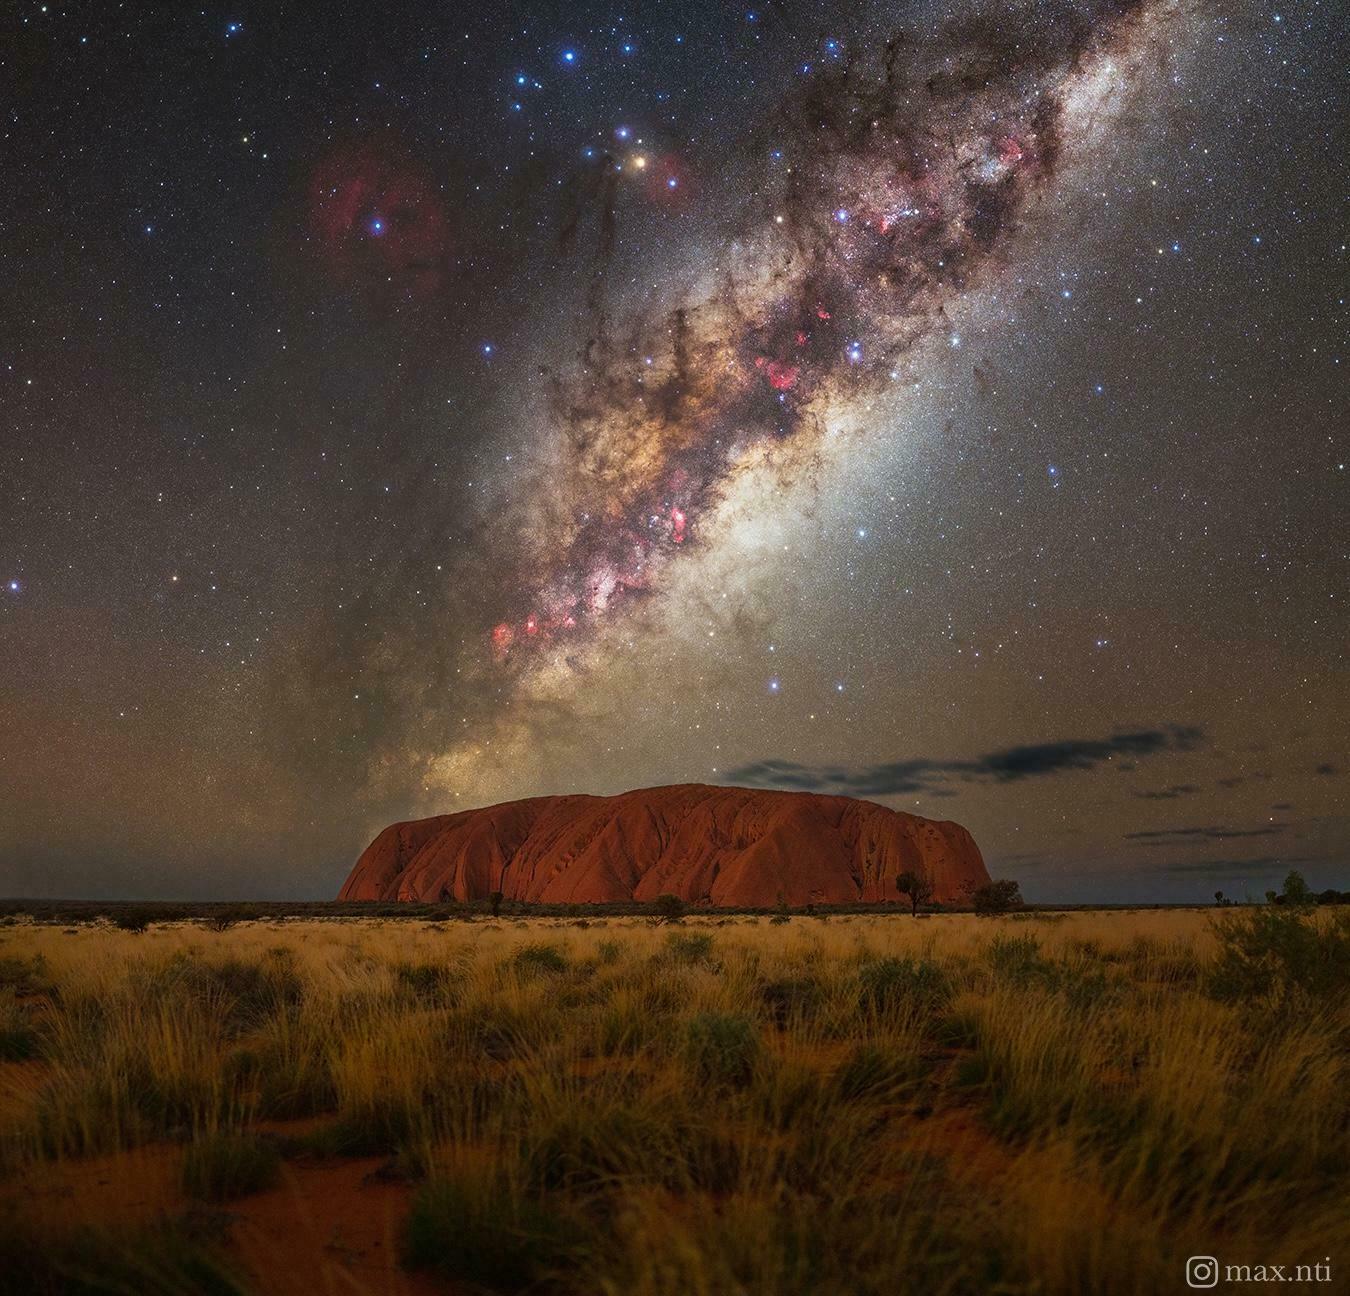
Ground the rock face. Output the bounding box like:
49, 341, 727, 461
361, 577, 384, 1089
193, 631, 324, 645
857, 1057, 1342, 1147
338, 784, 989, 907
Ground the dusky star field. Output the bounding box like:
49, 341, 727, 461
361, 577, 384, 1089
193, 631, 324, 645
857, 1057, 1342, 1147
1, 0, 1345, 902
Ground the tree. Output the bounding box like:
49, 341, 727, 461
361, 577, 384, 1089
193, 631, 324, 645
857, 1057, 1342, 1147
112, 907, 152, 934
488, 891, 503, 919
1282, 870, 1312, 909
1214, 890, 1225, 906
895, 870, 933, 917
653, 894, 686, 922
972, 879, 1024, 915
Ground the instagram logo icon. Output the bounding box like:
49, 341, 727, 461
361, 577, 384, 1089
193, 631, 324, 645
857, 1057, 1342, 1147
1186, 1256, 1220, 1288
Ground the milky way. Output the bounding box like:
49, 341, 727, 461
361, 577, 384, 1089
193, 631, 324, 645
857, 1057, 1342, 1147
432, 0, 1184, 794
7, 0, 1342, 903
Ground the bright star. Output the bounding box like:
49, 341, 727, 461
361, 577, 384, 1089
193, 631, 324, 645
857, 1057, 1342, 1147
561, 49, 576, 64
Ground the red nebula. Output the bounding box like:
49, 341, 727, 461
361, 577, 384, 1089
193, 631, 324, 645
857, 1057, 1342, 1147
306, 137, 449, 297
643, 153, 692, 206
670, 506, 687, 544
755, 356, 800, 390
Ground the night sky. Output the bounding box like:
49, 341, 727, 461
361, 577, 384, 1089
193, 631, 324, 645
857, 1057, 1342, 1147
2, 0, 1345, 903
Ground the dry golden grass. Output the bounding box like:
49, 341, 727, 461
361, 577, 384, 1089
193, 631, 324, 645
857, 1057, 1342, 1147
0, 907, 1346, 1295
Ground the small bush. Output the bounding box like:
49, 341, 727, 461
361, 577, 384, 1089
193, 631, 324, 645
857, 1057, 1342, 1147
985, 934, 1051, 983
395, 960, 458, 1005
404, 1171, 587, 1289
513, 943, 569, 976
597, 940, 622, 965
1208, 906, 1350, 1003
684, 1013, 760, 1088
758, 976, 822, 1029
0, 1214, 248, 1296
182, 1132, 281, 1202
856, 957, 950, 1013
200, 907, 252, 932
833, 1044, 918, 1103
665, 930, 714, 963
0, 954, 51, 996
0, 987, 39, 1060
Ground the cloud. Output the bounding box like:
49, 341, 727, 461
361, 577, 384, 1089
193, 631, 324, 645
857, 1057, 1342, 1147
726, 726, 1204, 797
1158, 856, 1289, 875
1134, 784, 1201, 801
1125, 822, 1289, 843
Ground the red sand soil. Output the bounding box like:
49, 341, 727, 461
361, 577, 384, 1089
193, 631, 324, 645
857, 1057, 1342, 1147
1, 1133, 448, 1296
340, 783, 989, 907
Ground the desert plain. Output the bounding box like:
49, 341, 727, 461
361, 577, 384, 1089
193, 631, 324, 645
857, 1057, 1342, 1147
0, 904, 1346, 1295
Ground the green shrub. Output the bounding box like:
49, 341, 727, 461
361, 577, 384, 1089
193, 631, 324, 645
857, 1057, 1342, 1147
856, 957, 950, 1012
833, 1044, 918, 1103
182, 1132, 280, 1202
758, 976, 822, 1029
1208, 906, 1350, 1003
684, 1013, 760, 1088
985, 934, 1051, 983
0, 1215, 248, 1296
0, 987, 38, 1060
0, 954, 51, 997
395, 960, 458, 1005
665, 931, 714, 963
512, 943, 569, 976
163, 953, 303, 1033
404, 1171, 587, 1290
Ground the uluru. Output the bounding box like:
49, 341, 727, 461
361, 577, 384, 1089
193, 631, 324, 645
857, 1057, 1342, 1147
339, 784, 989, 907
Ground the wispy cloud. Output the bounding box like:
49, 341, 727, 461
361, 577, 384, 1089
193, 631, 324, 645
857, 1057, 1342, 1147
726, 726, 1204, 797
1125, 823, 1289, 843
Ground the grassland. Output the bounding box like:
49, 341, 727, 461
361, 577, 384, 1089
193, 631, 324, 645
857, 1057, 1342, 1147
0, 906, 1346, 1295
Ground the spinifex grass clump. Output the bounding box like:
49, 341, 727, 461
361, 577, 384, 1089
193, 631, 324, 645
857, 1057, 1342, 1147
182, 1130, 281, 1201
1, 910, 1347, 1296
